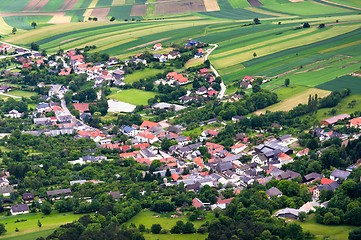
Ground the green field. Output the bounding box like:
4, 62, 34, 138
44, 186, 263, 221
3, 16, 52, 30
124, 68, 164, 84
0, 0, 30, 12
0, 212, 83, 240
317, 75, 361, 94
298, 215, 357, 240
97, 0, 114, 7
108, 88, 156, 105
41, 0, 65, 12
8, 90, 38, 98
329, 0, 361, 8
126, 209, 212, 239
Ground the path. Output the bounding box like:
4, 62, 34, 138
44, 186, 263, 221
0, 92, 21, 99
205, 44, 226, 99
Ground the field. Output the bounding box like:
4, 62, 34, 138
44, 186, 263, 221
7, 90, 38, 98
108, 88, 156, 105
0, 212, 83, 240
3, 15, 52, 30
298, 215, 357, 240
126, 209, 213, 239
123, 68, 164, 84
317, 75, 361, 94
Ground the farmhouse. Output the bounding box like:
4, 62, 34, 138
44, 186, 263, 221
47, 188, 72, 200
321, 114, 350, 126
22, 193, 34, 203
153, 43, 162, 51
10, 204, 29, 215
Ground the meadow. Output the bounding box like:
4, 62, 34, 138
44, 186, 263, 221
123, 68, 164, 84
0, 212, 83, 240
298, 215, 357, 240
108, 88, 156, 105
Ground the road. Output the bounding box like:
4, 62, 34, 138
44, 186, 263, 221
205, 44, 226, 99
0, 41, 38, 59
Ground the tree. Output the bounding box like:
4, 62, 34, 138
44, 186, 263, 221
110, 16, 116, 22
12, 27, 17, 34
253, 52, 257, 58
15, 227, 19, 232
303, 22, 310, 28
284, 78, 290, 87
253, 18, 261, 24
151, 224, 162, 234
41, 201, 52, 215
183, 222, 196, 234
349, 227, 361, 240
299, 211, 307, 222
38, 220, 42, 228
161, 138, 172, 151
0, 223, 6, 235
31, 22, 37, 29
138, 224, 146, 232
252, 85, 261, 93
30, 42, 39, 51
319, 23, 325, 28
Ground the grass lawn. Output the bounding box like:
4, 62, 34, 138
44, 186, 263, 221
124, 68, 164, 84
255, 87, 331, 114
185, 58, 204, 68
298, 215, 357, 240
0, 212, 83, 240
126, 209, 214, 230
7, 90, 38, 98
311, 94, 361, 121
108, 88, 156, 105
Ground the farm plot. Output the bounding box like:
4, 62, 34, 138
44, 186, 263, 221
73, 0, 93, 9
3, 15, 52, 30
112, 0, 126, 5
255, 87, 331, 114
317, 75, 361, 94
23, 0, 49, 11
108, 5, 133, 19
41, 0, 65, 11
130, 4, 147, 16
227, 0, 251, 8
154, 0, 207, 15
0, 0, 31, 12
49, 12, 72, 23
65, 9, 86, 22
96, 0, 113, 7
59, 0, 79, 10
248, 0, 262, 7
328, 0, 361, 9
91, 7, 110, 19
260, 1, 355, 16
201, 0, 273, 20
204, 0, 220, 11
0, 17, 13, 34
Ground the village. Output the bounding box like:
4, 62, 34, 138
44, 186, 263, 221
0, 37, 360, 239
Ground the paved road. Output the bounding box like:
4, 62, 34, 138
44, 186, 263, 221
205, 44, 226, 99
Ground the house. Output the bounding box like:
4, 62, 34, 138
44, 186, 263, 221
240, 81, 252, 89
0, 185, 14, 197
199, 68, 209, 76
274, 208, 299, 219
211, 197, 233, 210
136, 131, 159, 144
47, 188, 72, 199
69, 155, 107, 165
192, 197, 205, 209
296, 148, 309, 157
313, 181, 340, 199
349, 117, 361, 128
121, 125, 137, 137
0, 85, 11, 93
140, 120, 159, 130
320, 114, 350, 126
330, 169, 350, 182
266, 187, 282, 198
73, 103, 90, 113
230, 143, 247, 154
232, 115, 244, 122
5, 109, 23, 118
304, 172, 322, 183
299, 202, 320, 213
196, 86, 207, 95
216, 162, 233, 172
10, 204, 29, 215
0, 177, 9, 187
153, 43, 162, 51
243, 76, 254, 83
22, 193, 34, 203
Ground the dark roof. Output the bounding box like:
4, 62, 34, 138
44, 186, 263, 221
47, 188, 71, 197
186, 181, 202, 191
216, 162, 233, 172
318, 181, 340, 191
330, 169, 350, 180
279, 170, 301, 180
11, 204, 29, 213
22, 193, 34, 201
304, 172, 322, 181
266, 187, 282, 197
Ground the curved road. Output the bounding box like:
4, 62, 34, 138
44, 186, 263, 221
205, 44, 226, 99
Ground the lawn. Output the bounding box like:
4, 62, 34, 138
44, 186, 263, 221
126, 209, 214, 230
298, 215, 357, 240
124, 68, 164, 84
7, 90, 38, 98
108, 88, 156, 105
0, 212, 83, 240
255, 87, 331, 114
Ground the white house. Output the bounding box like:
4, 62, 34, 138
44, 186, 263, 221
4, 109, 23, 118
230, 143, 247, 154
10, 204, 29, 215
153, 43, 162, 51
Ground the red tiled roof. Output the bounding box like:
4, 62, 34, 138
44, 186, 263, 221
133, 142, 150, 149
73, 103, 90, 113
192, 198, 204, 208
140, 120, 159, 129
217, 197, 233, 205
349, 117, 361, 126
321, 178, 335, 185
